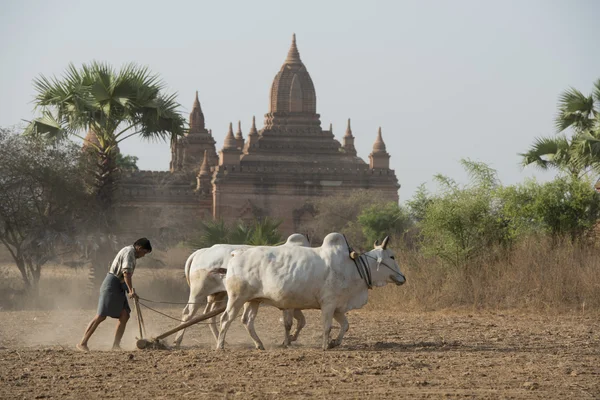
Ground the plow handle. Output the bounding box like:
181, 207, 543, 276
134, 298, 144, 339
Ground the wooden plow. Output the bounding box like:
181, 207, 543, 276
134, 298, 226, 349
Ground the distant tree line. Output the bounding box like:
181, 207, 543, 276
1, 62, 599, 295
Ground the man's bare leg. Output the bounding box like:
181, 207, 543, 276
78, 315, 107, 351
112, 309, 130, 350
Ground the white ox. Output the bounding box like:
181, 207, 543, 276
217, 233, 406, 350
173, 233, 310, 348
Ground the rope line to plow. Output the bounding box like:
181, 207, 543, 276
137, 301, 219, 324
137, 296, 227, 305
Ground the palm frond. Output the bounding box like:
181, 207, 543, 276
30, 61, 185, 149
23, 111, 66, 141
519, 135, 571, 171
571, 132, 600, 173
555, 87, 595, 132
593, 78, 600, 105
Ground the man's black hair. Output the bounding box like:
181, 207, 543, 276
134, 237, 152, 253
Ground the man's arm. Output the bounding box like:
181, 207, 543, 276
124, 271, 137, 299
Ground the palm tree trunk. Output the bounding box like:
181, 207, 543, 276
94, 149, 120, 214
86, 148, 121, 291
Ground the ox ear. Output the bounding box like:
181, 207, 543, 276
209, 267, 227, 275
374, 239, 380, 248
382, 236, 390, 250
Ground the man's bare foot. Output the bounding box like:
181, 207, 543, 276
76, 343, 89, 352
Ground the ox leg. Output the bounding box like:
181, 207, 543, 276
320, 307, 336, 350
242, 301, 265, 350
241, 302, 251, 325
207, 292, 227, 343
290, 309, 306, 342
173, 298, 202, 348
281, 310, 293, 347
216, 296, 245, 350
329, 311, 349, 348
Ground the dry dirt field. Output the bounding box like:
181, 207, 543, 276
0, 305, 599, 399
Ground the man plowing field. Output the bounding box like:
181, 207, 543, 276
76, 238, 153, 351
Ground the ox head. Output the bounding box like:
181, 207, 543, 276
369, 236, 406, 286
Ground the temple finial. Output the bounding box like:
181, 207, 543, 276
345, 118, 353, 137
372, 127, 387, 153
189, 90, 204, 132
249, 116, 258, 135
285, 33, 302, 64
192, 91, 201, 110
236, 120, 243, 138
223, 122, 237, 150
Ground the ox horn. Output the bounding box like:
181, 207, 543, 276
374, 239, 380, 248
381, 236, 390, 249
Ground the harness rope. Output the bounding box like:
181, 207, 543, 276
137, 300, 221, 324
342, 235, 404, 289
343, 235, 373, 289
137, 297, 227, 305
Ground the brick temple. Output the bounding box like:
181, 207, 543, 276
116, 35, 400, 238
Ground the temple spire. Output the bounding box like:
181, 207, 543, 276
248, 116, 258, 135
223, 122, 237, 150
342, 118, 356, 156
345, 118, 353, 137
369, 127, 390, 169
189, 91, 205, 133
329, 123, 333, 133
235, 120, 245, 150
198, 150, 210, 176
193, 91, 200, 108
285, 33, 302, 64
244, 116, 258, 153
372, 126, 387, 153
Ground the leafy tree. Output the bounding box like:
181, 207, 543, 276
406, 184, 432, 222
115, 153, 139, 171
298, 189, 391, 247
0, 128, 89, 292
357, 202, 412, 248
498, 176, 600, 239
414, 160, 508, 267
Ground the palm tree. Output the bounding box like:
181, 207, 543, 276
521, 79, 600, 177
25, 61, 186, 213
188, 220, 231, 248
24, 62, 186, 289
229, 221, 253, 244
246, 217, 284, 245
187, 218, 284, 248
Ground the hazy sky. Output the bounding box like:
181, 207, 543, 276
1, 0, 599, 201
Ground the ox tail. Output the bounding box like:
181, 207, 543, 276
184, 252, 195, 287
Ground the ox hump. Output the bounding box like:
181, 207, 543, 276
285, 233, 310, 247
321, 232, 346, 248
